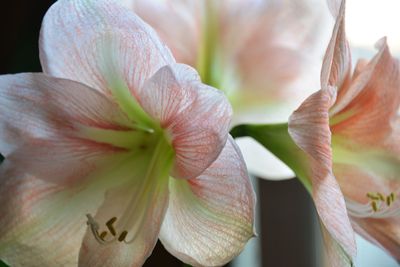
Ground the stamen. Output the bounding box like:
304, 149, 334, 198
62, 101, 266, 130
106, 217, 117, 236
99, 231, 108, 240
366, 191, 397, 212
371, 201, 378, 212
86, 214, 130, 244
118, 231, 128, 242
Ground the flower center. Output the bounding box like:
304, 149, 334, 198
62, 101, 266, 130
345, 191, 399, 218
86, 214, 130, 244
366, 192, 396, 212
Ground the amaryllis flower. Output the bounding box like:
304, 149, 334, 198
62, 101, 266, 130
289, 0, 400, 264
0, 0, 256, 266
121, 0, 332, 179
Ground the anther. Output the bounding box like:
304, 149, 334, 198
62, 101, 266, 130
100, 231, 108, 240
106, 217, 117, 236
371, 201, 378, 212
118, 231, 129, 242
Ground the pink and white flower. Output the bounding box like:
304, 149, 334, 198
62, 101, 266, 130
121, 0, 333, 179
289, 0, 400, 264
0, 1, 256, 266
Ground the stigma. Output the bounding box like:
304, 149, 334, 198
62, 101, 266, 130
86, 214, 130, 244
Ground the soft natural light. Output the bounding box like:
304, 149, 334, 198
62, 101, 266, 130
346, 0, 400, 52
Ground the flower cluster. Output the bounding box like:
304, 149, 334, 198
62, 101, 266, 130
0, 0, 398, 266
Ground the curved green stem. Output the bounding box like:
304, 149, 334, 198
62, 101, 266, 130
231, 123, 312, 193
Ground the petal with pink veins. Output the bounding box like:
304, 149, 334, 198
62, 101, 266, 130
40, 0, 174, 126
140, 64, 232, 179
330, 39, 400, 146
159, 136, 256, 267
0, 73, 138, 186
320, 0, 351, 91
289, 87, 356, 265
79, 138, 174, 267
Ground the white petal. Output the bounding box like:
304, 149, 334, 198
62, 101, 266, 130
159, 136, 256, 266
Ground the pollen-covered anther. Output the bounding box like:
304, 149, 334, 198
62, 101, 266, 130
86, 214, 129, 244
366, 192, 397, 212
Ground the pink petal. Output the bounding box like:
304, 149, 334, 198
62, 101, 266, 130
289, 87, 356, 263
320, 0, 351, 90
0, 73, 133, 185
352, 217, 400, 261
333, 164, 400, 260
140, 64, 232, 179
330, 39, 400, 147
159, 136, 256, 266
40, 0, 174, 97
0, 162, 102, 267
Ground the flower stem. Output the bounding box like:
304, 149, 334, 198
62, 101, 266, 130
230, 123, 312, 193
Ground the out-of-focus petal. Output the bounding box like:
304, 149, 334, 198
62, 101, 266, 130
352, 217, 400, 260
330, 39, 400, 146
159, 136, 256, 266
40, 0, 174, 99
79, 140, 172, 267
141, 64, 232, 179
0, 73, 134, 186
289, 87, 356, 264
123, 0, 201, 66
321, 0, 351, 90
326, 0, 342, 17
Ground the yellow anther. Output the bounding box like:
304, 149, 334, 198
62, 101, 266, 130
371, 201, 378, 212
367, 192, 397, 212
366, 193, 380, 200
386, 196, 392, 206
377, 193, 385, 201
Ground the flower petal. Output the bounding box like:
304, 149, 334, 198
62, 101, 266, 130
330, 39, 400, 146
140, 64, 232, 179
159, 136, 256, 266
0, 162, 103, 267
78, 140, 173, 267
0, 73, 136, 186
289, 87, 356, 264
123, 0, 201, 66
352, 217, 400, 261
320, 0, 351, 90
40, 0, 174, 99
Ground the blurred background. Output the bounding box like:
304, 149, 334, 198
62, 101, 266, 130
0, 0, 398, 267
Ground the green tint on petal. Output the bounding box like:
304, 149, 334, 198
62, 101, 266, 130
332, 137, 400, 181
230, 123, 311, 192
197, 1, 221, 88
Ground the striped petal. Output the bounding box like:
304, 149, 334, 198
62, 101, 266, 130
140, 64, 232, 179
330, 39, 400, 146
159, 136, 256, 266
289, 87, 356, 266
0, 162, 104, 267
40, 0, 174, 105
0, 73, 134, 186
320, 0, 351, 91
79, 139, 173, 267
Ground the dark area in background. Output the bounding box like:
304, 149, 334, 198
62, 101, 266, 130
0, 1, 320, 266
